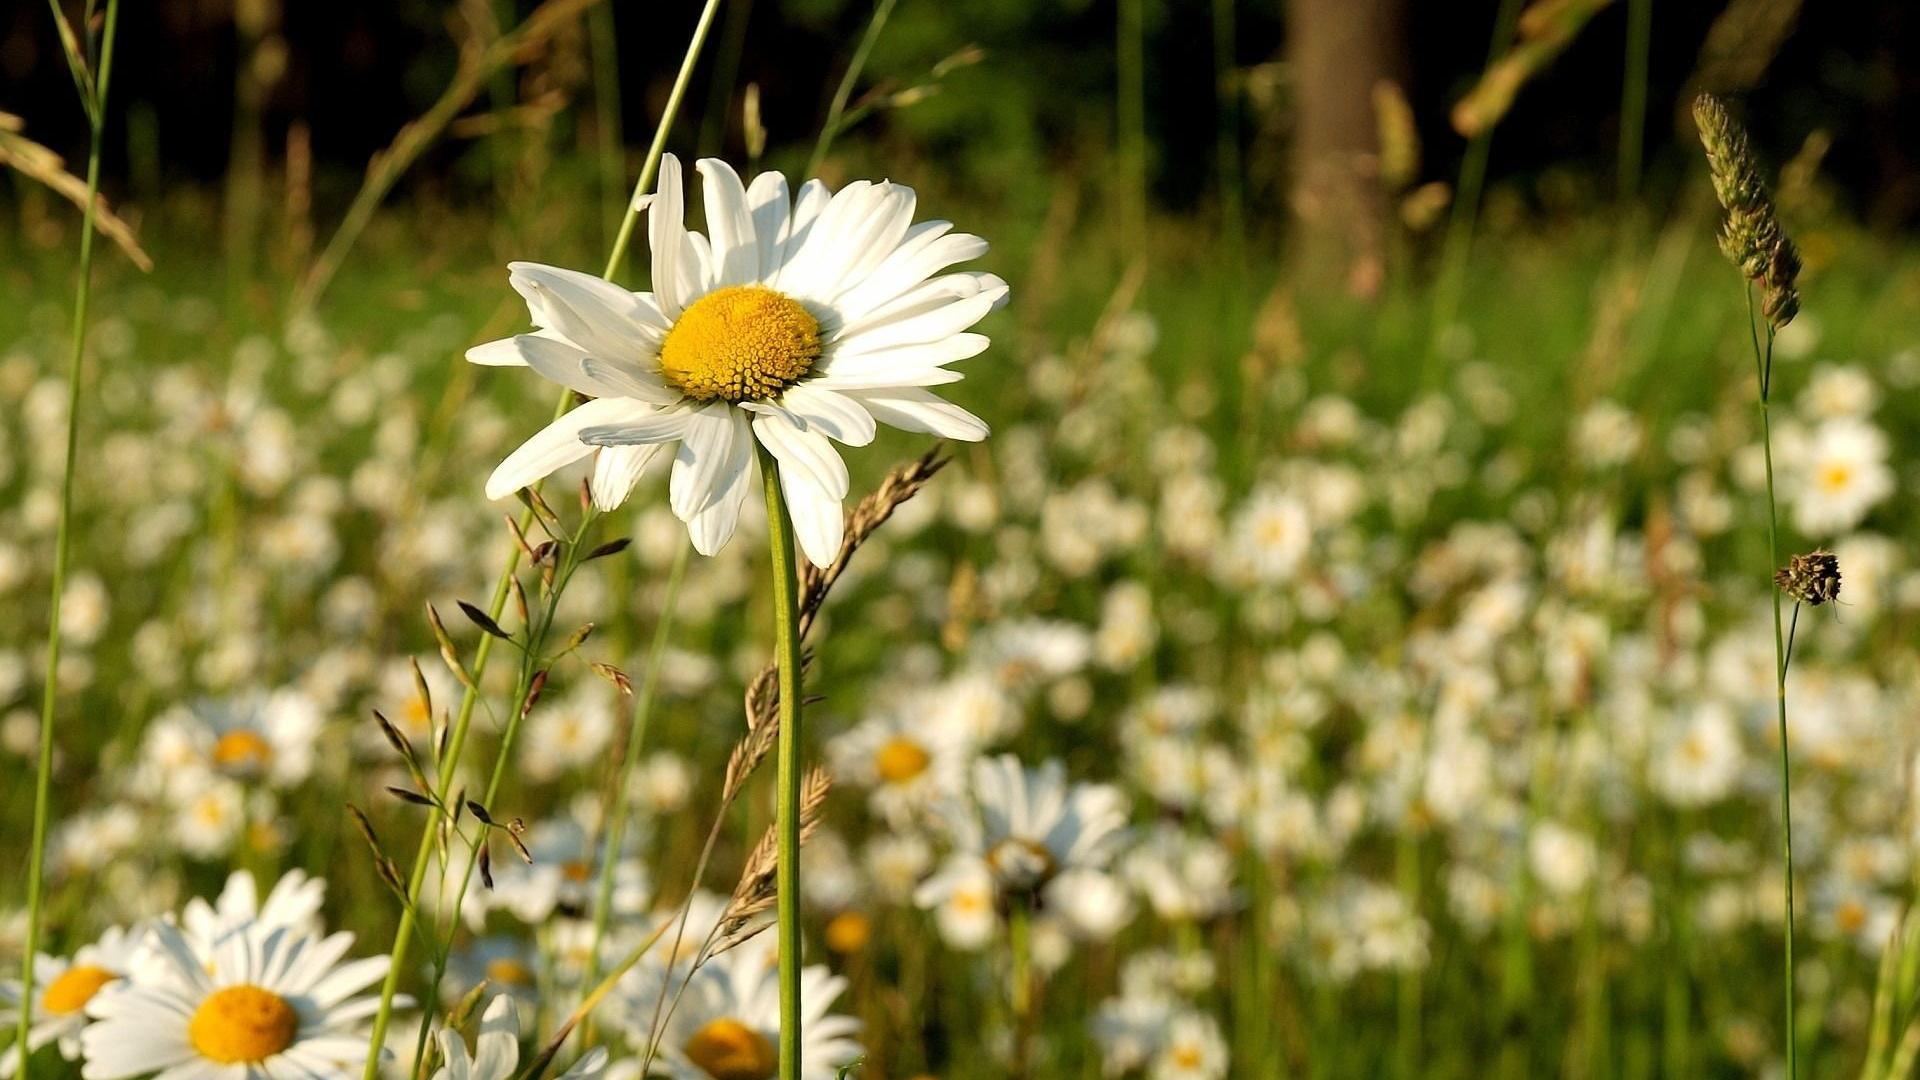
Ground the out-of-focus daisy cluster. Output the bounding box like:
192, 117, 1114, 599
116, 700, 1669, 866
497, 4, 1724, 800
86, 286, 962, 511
5, 252, 1920, 1077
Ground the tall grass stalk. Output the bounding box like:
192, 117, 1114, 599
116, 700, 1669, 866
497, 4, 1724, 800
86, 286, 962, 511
1423, 0, 1523, 381
757, 444, 807, 1080
805, 0, 898, 179
1748, 290, 1797, 1076
18, 1, 121, 1075
589, 0, 626, 245
1210, 0, 1242, 258
1617, 0, 1652, 199
1115, 0, 1147, 250
357, 3, 726, 1074
406, 508, 603, 1079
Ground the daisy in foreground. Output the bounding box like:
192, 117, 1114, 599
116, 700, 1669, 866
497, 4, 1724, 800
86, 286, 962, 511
430, 995, 607, 1080
80, 922, 389, 1080
615, 943, 861, 1080
473, 153, 1006, 566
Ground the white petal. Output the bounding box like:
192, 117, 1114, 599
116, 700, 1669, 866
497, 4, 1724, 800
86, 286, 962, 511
507, 263, 666, 355
697, 159, 759, 288
746, 171, 791, 282
669, 402, 747, 518
487, 398, 655, 499
777, 384, 876, 446
589, 444, 664, 510
831, 228, 987, 320
578, 407, 694, 447
768, 180, 832, 289
683, 413, 755, 555
484, 334, 610, 399
579, 357, 679, 404
649, 155, 689, 318
845, 387, 989, 441
753, 412, 848, 568
832, 183, 918, 295
787, 182, 918, 303
833, 271, 1008, 342
832, 290, 999, 355
466, 337, 529, 367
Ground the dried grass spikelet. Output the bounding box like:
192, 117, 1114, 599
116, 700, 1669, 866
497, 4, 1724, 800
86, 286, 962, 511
1372, 80, 1420, 193
1775, 549, 1841, 606
721, 447, 950, 804
704, 767, 832, 962
1693, 94, 1801, 327
1451, 0, 1614, 139
0, 111, 153, 271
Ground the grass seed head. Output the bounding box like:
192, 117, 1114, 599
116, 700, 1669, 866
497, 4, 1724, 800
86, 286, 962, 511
1775, 549, 1841, 606
1693, 93, 1800, 328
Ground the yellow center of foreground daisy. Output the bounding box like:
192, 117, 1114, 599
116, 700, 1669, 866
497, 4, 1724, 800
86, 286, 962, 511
873, 737, 932, 784
660, 286, 821, 403
42, 965, 116, 1014
683, 1017, 777, 1080
188, 985, 299, 1064
213, 730, 274, 772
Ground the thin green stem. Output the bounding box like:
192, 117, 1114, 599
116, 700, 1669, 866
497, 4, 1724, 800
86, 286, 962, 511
408, 515, 600, 1079
1750, 297, 1795, 1078
806, 0, 897, 179
1424, 0, 1524, 382
1009, 900, 1034, 1077
1114, 0, 1147, 251
19, 3, 119, 1075
580, 541, 692, 1035
605, 0, 726, 281
589, 0, 625, 247
359, 3, 724, 1069
1618, 0, 1652, 200
758, 445, 805, 1080
1210, 0, 1242, 260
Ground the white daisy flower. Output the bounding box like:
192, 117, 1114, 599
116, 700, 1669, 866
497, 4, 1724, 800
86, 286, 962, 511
916, 755, 1129, 940
615, 944, 860, 1080
159, 690, 324, 787
80, 922, 390, 1080
1791, 416, 1893, 535
473, 154, 1005, 567
1150, 1012, 1229, 1080
180, 870, 327, 958
430, 995, 607, 1080
826, 709, 969, 827
0, 925, 147, 1077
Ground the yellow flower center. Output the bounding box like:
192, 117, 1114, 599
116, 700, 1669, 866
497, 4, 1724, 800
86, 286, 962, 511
1820, 463, 1854, 492
682, 1017, 777, 1080
212, 730, 274, 773
824, 911, 872, 954
41, 965, 116, 1015
188, 985, 299, 1064
484, 957, 535, 986
873, 737, 932, 784
659, 286, 821, 403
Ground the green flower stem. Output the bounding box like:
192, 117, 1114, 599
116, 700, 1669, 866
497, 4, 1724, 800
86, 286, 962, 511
19, 2, 120, 1075
359, 1, 726, 1069
758, 445, 806, 1080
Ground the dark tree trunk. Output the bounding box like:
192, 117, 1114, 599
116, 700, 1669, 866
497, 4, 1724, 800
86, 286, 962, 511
1286, 0, 1403, 297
